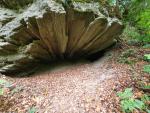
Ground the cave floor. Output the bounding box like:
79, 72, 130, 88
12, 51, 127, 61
0, 49, 137, 113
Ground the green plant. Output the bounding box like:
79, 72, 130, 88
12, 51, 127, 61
143, 44, 150, 49
0, 79, 18, 96
118, 49, 137, 65
125, 0, 150, 44
117, 88, 148, 113
141, 94, 150, 113
118, 57, 135, 65
28, 107, 37, 113
141, 94, 150, 103
142, 85, 150, 89
11, 86, 23, 95
136, 9, 150, 42
121, 49, 136, 58
0, 79, 10, 96
0, 79, 11, 87
0, 79, 7, 85
0, 88, 4, 95
121, 99, 145, 113
117, 88, 133, 99
144, 54, 150, 62
138, 84, 150, 93
122, 24, 140, 39
143, 65, 150, 74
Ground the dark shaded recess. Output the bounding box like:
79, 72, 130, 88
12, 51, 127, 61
86, 50, 106, 62
86, 41, 117, 62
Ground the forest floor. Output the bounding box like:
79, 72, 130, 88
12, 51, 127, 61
0, 45, 149, 113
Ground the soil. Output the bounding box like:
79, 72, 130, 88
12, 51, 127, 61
0, 48, 148, 113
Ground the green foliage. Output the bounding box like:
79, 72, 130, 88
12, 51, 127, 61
142, 85, 150, 89
117, 88, 148, 113
107, 0, 116, 6
63, 0, 99, 3
143, 65, 150, 74
141, 94, 150, 103
0, 79, 11, 88
144, 54, 150, 62
118, 57, 135, 65
120, 49, 136, 58
117, 88, 133, 99
124, 26, 141, 40
141, 94, 150, 113
0, 79, 10, 96
118, 49, 137, 65
0, 79, 7, 85
108, 0, 132, 12
120, 99, 145, 113
122, 24, 143, 45
0, 88, 4, 95
0, 79, 20, 96
134, 34, 150, 43
143, 44, 150, 49
137, 9, 150, 31
11, 86, 23, 95
123, 23, 150, 44
126, 0, 150, 43
28, 107, 37, 113
72, 0, 91, 3
127, 0, 150, 21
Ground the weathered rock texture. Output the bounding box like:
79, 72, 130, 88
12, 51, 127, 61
0, 0, 124, 75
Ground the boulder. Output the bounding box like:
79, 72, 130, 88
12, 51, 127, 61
0, 0, 124, 75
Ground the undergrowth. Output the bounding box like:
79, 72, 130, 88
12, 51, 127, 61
117, 23, 150, 113
117, 88, 150, 113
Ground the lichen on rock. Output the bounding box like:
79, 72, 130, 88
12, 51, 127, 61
0, 0, 124, 75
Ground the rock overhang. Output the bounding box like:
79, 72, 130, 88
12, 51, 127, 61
0, 0, 124, 75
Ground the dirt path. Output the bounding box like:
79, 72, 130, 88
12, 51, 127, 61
0, 52, 133, 113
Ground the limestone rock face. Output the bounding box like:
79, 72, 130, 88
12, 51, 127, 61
0, 0, 124, 75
